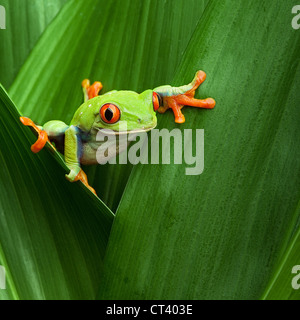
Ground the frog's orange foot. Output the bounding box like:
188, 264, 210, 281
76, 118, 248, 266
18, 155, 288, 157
164, 96, 216, 123
158, 71, 215, 123
82, 79, 103, 100
20, 117, 50, 153
74, 169, 97, 195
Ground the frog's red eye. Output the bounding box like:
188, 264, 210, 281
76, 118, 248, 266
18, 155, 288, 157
100, 104, 120, 124
152, 92, 162, 112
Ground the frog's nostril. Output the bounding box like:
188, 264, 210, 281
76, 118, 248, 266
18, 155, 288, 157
137, 118, 141, 123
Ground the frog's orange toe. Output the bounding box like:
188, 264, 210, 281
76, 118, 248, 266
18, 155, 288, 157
31, 130, 48, 153
75, 169, 97, 195
165, 97, 186, 123
81, 79, 90, 89
20, 116, 49, 153
20, 116, 38, 131
89, 81, 103, 99
82, 79, 103, 99
205, 98, 216, 109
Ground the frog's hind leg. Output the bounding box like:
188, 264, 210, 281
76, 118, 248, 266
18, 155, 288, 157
82, 79, 103, 101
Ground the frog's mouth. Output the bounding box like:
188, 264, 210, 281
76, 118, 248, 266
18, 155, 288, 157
97, 126, 155, 136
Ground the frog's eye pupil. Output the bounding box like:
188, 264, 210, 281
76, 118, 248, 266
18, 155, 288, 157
105, 108, 113, 121
100, 103, 120, 124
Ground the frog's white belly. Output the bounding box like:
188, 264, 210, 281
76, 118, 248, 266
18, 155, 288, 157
80, 134, 130, 165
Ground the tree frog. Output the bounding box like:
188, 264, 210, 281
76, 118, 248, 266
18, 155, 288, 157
20, 70, 215, 195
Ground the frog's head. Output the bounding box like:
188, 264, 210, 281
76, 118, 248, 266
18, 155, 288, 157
88, 89, 158, 134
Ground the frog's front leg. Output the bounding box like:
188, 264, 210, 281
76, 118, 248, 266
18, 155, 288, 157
20, 117, 70, 153
21, 117, 96, 195
20, 117, 52, 153
64, 126, 96, 195
154, 70, 215, 123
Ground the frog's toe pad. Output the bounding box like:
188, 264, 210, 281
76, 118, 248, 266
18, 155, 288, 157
20, 116, 48, 153
82, 79, 103, 99
73, 169, 97, 195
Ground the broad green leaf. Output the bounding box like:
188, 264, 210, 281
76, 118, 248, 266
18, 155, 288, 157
262, 202, 300, 300
9, 0, 208, 211
98, 0, 300, 299
0, 0, 68, 88
0, 85, 113, 300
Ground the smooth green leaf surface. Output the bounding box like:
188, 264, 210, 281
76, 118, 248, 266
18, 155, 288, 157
1, 0, 299, 300
0, 0, 68, 88
262, 202, 300, 300
98, 0, 300, 299
0, 85, 113, 299
9, 0, 208, 211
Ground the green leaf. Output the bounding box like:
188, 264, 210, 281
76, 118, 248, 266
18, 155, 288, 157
9, 0, 208, 211
98, 0, 300, 299
0, 0, 68, 88
262, 202, 300, 300
0, 84, 113, 299
2, 0, 299, 300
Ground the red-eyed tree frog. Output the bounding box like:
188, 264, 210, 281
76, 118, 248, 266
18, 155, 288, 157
20, 71, 215, 195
